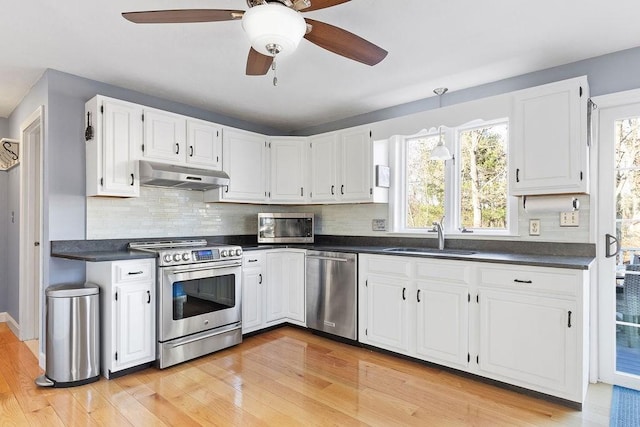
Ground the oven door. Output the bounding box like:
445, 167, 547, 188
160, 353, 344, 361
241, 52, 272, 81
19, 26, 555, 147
159, 261, 241, 342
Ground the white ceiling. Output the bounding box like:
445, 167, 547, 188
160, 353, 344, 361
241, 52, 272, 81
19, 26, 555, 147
2, 0, 640, 132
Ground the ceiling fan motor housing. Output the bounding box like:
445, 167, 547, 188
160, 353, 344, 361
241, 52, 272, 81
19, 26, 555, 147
242, 3, 306, 57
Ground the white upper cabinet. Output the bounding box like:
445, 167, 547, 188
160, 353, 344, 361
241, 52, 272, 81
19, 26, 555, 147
309, 132, 338, 202
308, 127, 387, 204
142, 109, 222, 170
86, 95, 142, 197
269, 137, 309, 203
186, 118, 222, 169
510, 76, 589, 195
205, 127, 268, 203
142, 108, 186, 163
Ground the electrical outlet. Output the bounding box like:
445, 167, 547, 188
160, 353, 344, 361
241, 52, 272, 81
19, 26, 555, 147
560, 211, 579, 227
529, 219, 540, 236
372, 219, 387, 231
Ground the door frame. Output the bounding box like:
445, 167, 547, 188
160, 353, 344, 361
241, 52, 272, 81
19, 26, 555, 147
18, 106, 44, 343
594, 88, 640, 389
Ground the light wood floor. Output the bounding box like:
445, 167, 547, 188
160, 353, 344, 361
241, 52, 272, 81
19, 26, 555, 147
0, 323, 611, 426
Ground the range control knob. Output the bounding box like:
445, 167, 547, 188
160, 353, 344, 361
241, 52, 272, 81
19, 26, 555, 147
173, 253, 182, 262
163, 254, 172, 263
235, 249, 243, 256
221, 250, 228, 257
182, 253, 190, 261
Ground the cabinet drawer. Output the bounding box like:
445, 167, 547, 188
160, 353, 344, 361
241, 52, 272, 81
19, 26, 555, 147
243, 251, 266, 265
479, 264, 581, 296
361, 255, 412, 278
114, 260, 154, 283
415, 259, 473, 285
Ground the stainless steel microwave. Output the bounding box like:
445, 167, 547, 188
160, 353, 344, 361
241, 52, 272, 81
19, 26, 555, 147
258, 213, 314, 244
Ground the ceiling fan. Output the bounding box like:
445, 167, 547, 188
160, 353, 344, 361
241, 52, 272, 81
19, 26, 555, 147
122, 0, 388, 83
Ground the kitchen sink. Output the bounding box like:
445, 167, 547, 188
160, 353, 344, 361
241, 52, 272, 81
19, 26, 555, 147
382, 247, 476, 256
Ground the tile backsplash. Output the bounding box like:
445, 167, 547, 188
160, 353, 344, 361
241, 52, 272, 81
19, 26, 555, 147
87, 187, 591, 243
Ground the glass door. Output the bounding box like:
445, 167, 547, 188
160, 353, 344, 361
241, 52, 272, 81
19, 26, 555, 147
598, 97, 640, 390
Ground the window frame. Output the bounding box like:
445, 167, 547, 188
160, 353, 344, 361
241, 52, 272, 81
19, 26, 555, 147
389, 119, 518, 237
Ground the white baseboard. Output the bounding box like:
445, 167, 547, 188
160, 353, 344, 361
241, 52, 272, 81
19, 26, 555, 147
0, 312, 20, 338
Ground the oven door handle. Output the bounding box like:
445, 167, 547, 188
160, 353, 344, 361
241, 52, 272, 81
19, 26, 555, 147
170, 322, 242, 348
167, 263, 241, 276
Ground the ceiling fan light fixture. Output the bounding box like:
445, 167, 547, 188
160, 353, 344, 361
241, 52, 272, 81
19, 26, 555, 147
242, 4, 306, 57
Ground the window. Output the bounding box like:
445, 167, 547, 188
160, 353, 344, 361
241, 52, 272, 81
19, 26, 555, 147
392, 119, 515, 235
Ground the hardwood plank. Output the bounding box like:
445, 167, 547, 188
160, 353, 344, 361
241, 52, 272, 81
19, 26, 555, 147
0, 324, 610, 426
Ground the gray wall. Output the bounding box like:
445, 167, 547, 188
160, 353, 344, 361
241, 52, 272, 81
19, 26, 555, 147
293, 46, 640, 136
0, 171, 6, 313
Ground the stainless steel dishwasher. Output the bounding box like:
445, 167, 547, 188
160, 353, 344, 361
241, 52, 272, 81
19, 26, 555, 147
306, 251, 357, 340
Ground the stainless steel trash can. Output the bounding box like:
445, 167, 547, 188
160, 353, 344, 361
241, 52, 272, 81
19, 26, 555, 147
35, 282, 100, 387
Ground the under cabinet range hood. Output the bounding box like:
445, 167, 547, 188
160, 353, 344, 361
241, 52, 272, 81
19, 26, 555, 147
139, 160, 230, 191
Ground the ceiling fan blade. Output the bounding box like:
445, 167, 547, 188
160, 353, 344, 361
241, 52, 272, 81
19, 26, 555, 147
300, 0, 351, 12
304, 19, 387, 66
246, 48, 274, 76
122, 9, 244, 24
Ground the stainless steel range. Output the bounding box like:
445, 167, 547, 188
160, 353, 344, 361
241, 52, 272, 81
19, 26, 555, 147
129, 239, 243, 368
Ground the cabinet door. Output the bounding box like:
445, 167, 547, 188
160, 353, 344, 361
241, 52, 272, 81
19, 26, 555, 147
478, 289, 577, 395
416, 281, 469, 369
269, 138, 308, 203
511, 78, 588, 195
114, 281, 155, 369
284, 252, 305, 323
186, 119, 222, 169
362, 274, 411, 355
143, 109, 186, 163
242, 255, 264, 334
220, 128, 268, 202
339, 128, 372, 202
101, 99, 142, 197
265, 252, 287, 323
309, 133, 337, 203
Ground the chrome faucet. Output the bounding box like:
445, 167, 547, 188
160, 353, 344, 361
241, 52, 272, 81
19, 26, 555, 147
432, 218, 445, 250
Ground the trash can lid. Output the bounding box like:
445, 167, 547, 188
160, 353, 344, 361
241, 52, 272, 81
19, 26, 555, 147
46, 282, 99, 298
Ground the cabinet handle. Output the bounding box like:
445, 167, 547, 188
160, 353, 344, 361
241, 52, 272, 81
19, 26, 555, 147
513, 279, 533, 284
301, 187, 304, 196
225, 185, 229, 193
516, 168, 520, 183
147, 290, 151, 304
417, 289, 421, 303
331, 185, 335, 195
341, 184, 344, 195
130, 173, 135, 186
258, 274, 262, 284
189, 146, 194, 157
247, 259, 258, 263
402, 287, 406, 301
128, 271, 143, 275
175, 143, 180, 154
568, 311, 572, 328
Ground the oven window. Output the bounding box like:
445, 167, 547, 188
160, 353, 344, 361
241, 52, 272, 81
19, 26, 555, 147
173, 274, 236, 320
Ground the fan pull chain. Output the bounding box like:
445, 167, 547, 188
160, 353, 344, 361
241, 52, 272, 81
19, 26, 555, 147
272, 58, 278, 86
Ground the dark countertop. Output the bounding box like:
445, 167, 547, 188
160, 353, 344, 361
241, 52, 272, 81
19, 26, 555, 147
50, 236, 594, 269
52, 250, 156, 262
243, 245, 593, 270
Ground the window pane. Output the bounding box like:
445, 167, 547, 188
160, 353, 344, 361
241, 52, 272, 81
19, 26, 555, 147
406, 135, 445, 228
459, 123, 508, 230
615, 118, 640, 265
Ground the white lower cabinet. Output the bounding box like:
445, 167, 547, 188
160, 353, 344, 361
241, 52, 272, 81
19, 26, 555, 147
476, 264, 586, 402
86, 258, 156, 379
242, 249, 305, 334
358, 254, 588, 404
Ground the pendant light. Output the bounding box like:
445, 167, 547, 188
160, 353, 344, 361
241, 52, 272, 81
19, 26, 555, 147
430, 88, 453, 161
